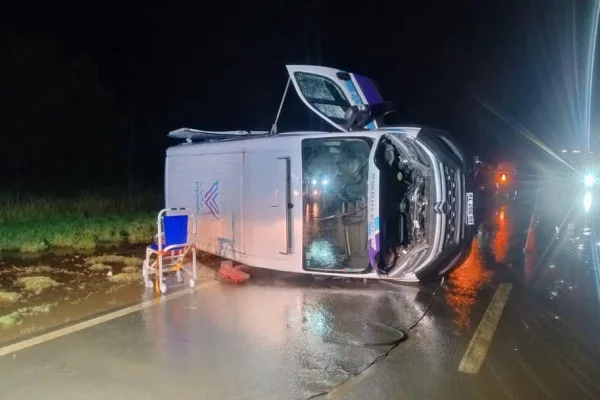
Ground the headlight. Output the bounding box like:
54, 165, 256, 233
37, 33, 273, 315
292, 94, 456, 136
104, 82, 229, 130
311, 179, 317, 186
584, 174, 596, 188
321, 178, 329, 185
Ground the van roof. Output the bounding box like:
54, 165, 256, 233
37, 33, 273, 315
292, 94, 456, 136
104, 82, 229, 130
165, 127, 424, 157
167, 126, 422, 143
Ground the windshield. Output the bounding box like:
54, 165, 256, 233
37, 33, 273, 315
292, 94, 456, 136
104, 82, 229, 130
301, 137, 372, 272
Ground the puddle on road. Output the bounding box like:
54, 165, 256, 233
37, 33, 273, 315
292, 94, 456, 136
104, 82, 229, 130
0, 248, 220, 344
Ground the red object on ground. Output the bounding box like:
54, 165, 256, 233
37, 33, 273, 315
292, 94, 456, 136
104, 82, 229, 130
219, 261, 250, 283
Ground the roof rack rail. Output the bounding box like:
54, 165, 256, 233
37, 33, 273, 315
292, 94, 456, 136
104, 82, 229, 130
168, 128, 270, 143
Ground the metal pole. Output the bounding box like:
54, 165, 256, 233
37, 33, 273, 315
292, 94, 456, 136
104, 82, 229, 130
270, 77, 291, 135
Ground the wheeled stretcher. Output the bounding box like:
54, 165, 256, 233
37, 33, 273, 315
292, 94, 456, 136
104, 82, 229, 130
143, 208, 197, 294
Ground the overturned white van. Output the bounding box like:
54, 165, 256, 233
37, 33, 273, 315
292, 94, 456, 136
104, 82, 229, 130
164, 65, 475, 282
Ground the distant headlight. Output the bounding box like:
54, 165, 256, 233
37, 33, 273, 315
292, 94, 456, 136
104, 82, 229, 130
311, 179, 317, 186
584, 174, 596, 188
321, 178, 329, 185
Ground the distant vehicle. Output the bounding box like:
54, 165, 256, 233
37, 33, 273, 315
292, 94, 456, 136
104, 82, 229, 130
493, 161, 518, 201
475, 161, 518, 202
556, 149, 598, 186
542, 149, 599, 216
164, 65, 475, 282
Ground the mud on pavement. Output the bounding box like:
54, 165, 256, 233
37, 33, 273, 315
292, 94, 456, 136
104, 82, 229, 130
0, 249, 219, 344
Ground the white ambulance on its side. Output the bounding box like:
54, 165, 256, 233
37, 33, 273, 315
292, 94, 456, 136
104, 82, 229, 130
164, 65, 475, 282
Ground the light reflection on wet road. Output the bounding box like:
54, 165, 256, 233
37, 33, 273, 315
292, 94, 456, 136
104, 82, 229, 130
491, 206, 510, 264
1, 195, 600, 399
445, 238, 492, 333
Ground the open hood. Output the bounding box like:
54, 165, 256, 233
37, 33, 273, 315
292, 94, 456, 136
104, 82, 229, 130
286, 65, 387, 132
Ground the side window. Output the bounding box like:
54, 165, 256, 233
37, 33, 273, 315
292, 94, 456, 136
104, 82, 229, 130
294, 72, 350, 124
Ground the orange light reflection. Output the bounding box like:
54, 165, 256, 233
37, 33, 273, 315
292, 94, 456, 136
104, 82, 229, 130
492, 207, 509, 263
446, 239, 492, 332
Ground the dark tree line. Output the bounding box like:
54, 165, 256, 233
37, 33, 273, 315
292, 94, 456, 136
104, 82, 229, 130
0, 31, 133, 190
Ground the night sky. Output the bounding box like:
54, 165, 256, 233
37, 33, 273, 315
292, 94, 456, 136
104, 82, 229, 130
1, 0, 598, 189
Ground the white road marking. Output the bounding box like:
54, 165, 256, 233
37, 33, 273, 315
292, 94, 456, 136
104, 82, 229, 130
458, 283, 513, 374
0, 280, 218, 357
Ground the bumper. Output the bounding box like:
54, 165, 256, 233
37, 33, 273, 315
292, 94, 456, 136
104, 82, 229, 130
423, 221, 475, 279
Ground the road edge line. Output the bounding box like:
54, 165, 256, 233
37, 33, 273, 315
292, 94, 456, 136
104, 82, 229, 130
458, 282, 513, 374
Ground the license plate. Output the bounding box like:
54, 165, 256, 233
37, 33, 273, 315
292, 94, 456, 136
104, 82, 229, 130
466, 192, 475, 225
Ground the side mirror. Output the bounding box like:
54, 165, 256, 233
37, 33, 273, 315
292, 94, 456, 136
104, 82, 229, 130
343, 105, 371, 131
343, 102, 395, 131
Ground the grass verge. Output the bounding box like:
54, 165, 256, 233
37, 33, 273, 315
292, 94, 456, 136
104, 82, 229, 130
0, 291, 22, 303
0, 190, 160, 252
0, 303, 57, 327
89, 263, 112, 271
17, 276, 60, 293
121, 266, 139, 273
0, 312, 21, 327
85, 255, 143, 267
110, 272, 141, 284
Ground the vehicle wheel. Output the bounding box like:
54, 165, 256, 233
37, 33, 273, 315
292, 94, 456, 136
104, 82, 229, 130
160, 281, 168, 294
189, 278, 196, 288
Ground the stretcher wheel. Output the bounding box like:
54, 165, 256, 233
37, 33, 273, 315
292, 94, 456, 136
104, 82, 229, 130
189, 278, 196, 288
142, 262, 153, 289
144, 278, 154, 289
160, 281, 168, 294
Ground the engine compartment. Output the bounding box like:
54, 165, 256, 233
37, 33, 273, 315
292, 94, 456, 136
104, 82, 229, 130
375, 136, 429, 274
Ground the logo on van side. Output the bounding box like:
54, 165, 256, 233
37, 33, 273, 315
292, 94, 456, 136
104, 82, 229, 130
194, 180, 220, 219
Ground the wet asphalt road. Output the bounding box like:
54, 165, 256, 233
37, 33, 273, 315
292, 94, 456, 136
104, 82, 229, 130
1, 192, 600, 399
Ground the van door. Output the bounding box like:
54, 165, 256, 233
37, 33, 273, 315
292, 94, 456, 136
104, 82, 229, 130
243, 153, 294, 261
286, 65, 386, 132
